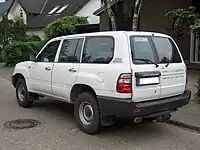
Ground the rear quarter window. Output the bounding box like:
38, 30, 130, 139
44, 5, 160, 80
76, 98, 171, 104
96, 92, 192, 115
82, 36, 114, 64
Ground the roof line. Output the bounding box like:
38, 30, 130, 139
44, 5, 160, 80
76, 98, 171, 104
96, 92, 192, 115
40, 0, 48, 14
18, 0, 29, 13
93, 0, 119, 16
72, 0, 90, 15
6, 0, 15, 16
6, 0, 40, 15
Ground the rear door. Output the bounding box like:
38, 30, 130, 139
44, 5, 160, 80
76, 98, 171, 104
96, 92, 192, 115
152, 37, 186, 98
130, 36, 161, 102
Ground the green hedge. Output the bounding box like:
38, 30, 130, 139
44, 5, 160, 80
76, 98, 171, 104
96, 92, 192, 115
2, 41, 46, 67
44, 16, 88, 39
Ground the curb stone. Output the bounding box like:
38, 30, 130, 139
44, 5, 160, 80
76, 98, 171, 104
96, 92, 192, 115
167, 120, 200, 133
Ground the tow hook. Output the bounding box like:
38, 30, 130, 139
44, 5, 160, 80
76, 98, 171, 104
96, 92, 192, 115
156, 114, 171, 122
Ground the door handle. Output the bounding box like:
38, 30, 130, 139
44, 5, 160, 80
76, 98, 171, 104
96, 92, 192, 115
45, 67, 51, 71
69, 68, 77, 72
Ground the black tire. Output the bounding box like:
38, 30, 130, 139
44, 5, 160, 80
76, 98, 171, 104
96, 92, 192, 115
74, 92, 101, 135
16, 78, 33, 108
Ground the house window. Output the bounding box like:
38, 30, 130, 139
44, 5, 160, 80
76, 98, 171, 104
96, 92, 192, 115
56, 5, 69, 14
20, 9, 23, 18
48, 6, 60, 15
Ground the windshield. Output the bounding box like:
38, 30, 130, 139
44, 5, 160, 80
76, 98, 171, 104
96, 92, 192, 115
130, 36, 182, 64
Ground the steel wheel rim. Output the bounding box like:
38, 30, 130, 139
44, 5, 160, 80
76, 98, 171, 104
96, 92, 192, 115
18, 85, 25, 102
79, 101, 94, 125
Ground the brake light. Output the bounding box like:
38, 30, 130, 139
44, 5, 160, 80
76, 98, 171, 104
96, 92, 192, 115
116, 73, 132, 93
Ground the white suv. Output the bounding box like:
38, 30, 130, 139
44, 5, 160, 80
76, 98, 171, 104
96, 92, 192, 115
12, 31, 191, 134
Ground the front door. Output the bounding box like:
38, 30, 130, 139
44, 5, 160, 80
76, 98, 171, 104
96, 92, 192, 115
52, 38, 84, 100
29, 40, 61, 94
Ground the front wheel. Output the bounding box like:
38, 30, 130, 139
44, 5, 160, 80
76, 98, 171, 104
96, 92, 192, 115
74, 92, 101, 135
16, 78, 33, 108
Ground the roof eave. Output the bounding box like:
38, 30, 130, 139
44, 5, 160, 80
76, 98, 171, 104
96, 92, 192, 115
93, 0, 119, 16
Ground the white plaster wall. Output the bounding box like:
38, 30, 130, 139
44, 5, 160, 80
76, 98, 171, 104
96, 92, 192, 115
26, 30, 45, 40
7, 0, 27, 24
0, 0, 5, 3
75, 0, 101, 24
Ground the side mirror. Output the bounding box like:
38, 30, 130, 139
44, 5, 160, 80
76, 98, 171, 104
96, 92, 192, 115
29, 55, 36, 61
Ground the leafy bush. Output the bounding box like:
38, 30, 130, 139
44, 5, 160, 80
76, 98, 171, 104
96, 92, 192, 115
1, 41, 46, 66
26, 34, 41, 42
44, 16, 88, 39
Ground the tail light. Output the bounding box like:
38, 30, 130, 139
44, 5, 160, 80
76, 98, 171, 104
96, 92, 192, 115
116, 73, 132, 93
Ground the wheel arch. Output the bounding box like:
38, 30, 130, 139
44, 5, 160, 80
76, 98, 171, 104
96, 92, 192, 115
12, 73, 26, 88
70, 84, 97, 103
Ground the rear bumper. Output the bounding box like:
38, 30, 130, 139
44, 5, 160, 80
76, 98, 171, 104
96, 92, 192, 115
97, 90, 191, 118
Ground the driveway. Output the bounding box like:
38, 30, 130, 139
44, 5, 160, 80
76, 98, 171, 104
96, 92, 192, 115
0, 67, 200, 149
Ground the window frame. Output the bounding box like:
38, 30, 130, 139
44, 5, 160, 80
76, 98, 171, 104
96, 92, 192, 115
130, 35, 183, 65
35, 40, 62, 63
57, 37, 85, 63
81, 36, 115, 64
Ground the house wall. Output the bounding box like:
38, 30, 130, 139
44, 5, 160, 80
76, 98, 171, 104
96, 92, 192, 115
99, 0, 192, 60
140, 0, 192, 60
0, 0, 5, 3
7, 0, 27, 24
75, 0, 101, 24
26, 30, 45, 40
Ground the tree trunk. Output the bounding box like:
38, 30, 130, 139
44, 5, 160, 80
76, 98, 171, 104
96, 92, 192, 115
104, 0, 117, 31
132, 0, 143, 31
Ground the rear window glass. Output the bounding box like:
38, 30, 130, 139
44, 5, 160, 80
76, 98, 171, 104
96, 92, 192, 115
152, 37, 182, 63
130, 37, 156, 64
130, 36, 182, 64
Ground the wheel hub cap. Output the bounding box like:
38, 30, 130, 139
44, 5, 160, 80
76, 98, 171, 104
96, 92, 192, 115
18, 85, 25, 102
79, 102, 94, 125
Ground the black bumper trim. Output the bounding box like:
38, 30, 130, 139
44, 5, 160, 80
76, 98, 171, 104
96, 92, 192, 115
97, 90, 191, 118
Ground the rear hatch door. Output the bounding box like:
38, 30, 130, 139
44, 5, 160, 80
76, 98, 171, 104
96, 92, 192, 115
130, 36, 161, 102
151, 37, 186, 98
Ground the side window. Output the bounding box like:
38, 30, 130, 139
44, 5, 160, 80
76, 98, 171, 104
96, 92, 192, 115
82, 36, 114, 64
130, 37, 156, 64
36, 40, 60, 62
58, 38, 84, 63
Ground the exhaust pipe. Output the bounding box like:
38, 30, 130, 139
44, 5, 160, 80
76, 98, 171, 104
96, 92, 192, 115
134, 117, 143, 123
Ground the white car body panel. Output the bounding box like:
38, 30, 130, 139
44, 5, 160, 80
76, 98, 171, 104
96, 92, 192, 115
12, 31, 186, 104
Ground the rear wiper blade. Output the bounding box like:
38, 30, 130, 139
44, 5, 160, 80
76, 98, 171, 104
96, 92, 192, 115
133, 58, 159, 68
165, 59, 171, 67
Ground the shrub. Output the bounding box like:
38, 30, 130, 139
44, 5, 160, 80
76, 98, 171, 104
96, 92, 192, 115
44, 16, 88, 39
26, 34, 41, 42
1, 41, 46, 66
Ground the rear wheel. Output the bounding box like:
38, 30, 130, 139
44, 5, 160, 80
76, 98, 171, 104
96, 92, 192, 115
74, 92, 101, 134
16, 78, 34, 108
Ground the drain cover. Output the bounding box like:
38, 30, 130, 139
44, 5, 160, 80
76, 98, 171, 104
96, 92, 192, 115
3, 119, 41, 129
